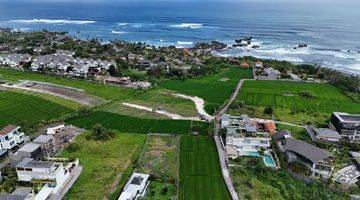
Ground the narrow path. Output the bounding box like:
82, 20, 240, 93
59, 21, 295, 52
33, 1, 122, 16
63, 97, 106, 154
274, 120, 304, 128
214, 79, 252, 200
172, 93, 214, 121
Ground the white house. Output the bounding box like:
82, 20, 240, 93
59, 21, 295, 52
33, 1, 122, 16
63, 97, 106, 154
16, 158, 69, 195
0, 125, 26, 150
118, 173, 150, 200
221, 115, 271, 158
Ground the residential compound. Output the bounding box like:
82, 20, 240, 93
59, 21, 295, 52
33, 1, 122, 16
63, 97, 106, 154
330, 112, 360, 143
0, 51, 116, 78
0, 125, 27, 150
221, 114, 271, 157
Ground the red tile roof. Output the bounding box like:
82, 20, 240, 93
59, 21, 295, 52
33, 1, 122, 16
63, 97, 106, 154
0, 125, 18, 136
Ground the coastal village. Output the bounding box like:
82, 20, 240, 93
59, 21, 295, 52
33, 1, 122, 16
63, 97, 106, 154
0, 28, 359, 200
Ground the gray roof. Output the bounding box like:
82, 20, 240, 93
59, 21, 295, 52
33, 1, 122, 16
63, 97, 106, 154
17, 158, 53, 169
273, 130, 292, 141
18, 143, 41, 153
285, 138, 330, 163
0, 187, 33, 200
33, 135, 54, 143
314, 128, 342, 139
333, 112, 360, 123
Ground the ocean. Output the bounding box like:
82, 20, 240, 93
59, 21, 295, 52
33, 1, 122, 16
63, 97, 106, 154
0, 1, 360, 74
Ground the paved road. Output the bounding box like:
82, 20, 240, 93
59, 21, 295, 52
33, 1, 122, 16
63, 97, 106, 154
213, 79, 251, 200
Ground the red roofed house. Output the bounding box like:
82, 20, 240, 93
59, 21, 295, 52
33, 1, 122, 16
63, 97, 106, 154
0, 125, 26, 150
240, 62, 250, 68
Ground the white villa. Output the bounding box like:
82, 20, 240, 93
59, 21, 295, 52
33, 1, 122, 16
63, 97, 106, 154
119, 173, 150, 200
221, 115, 271, 158
16, 158, 70, 199
0, 125, 26, 150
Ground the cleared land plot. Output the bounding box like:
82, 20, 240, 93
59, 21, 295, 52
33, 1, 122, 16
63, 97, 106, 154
66, 111, 210, 135
26, 81, 105, 106
237, 80, 360, 114
137, 134, 179, 181
0, 90, 74, 127
179, 136, 231, 200
159, 67, 253, 114
0, 68, 135, 101
61, 132, 146, 200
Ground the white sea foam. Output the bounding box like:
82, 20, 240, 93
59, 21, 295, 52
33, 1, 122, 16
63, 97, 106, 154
111, 30, 126, 34
175, 41, 194, 48
170, 23, 203, 29
10, 19, 95, 25
117, 23, 128, 26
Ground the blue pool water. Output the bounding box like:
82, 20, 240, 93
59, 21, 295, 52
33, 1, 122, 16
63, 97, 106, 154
243, 151, 276, 168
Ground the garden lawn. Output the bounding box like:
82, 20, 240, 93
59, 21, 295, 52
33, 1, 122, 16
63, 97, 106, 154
0, 90, 74, 127
66, 111, 210, 135
159, 67, 253, 114
179, 136, 231, 200
61, 132, 146, 200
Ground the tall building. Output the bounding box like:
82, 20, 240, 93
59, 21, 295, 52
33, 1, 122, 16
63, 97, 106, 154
330, 112, 360, 143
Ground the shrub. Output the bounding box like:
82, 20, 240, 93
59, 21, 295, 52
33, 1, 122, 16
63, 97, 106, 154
263, 106, 274, 115
90, 124, 115, 141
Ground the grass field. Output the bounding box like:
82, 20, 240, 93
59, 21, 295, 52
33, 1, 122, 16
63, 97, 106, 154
98, 88, 198, 119
0, 90, 75, 128
232, 80, 360, 125
142, 181, 177, 200
159, 67, 253, 114
137, 135, 179, 181
179, 136, 231, 200
66, 111, 210, 135
61, 132, 146, 200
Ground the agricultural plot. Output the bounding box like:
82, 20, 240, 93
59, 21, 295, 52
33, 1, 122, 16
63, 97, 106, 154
159, 67, 253, 114
61, 132, 146, 200
232, 80, 360, 125
137, 134, 179, 181
237, 80, 360, 114
0, 68, 135, 101
66, 111, 210, 135
0, 90, 74, 127
179, 136, 231, 200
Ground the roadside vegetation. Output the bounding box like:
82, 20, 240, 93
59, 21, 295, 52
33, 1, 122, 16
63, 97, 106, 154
61, 132, 146, 200
179, 136, 231, 200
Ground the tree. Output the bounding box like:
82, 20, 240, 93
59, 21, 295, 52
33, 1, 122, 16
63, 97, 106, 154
264, 106, 274, 115
91, 124, 115, 141
108, 65, 118, 77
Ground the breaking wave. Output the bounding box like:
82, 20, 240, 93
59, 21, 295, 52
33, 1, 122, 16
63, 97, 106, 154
10, 19, 95, 25
170, 23, 203, 29
111, 30, 127, 34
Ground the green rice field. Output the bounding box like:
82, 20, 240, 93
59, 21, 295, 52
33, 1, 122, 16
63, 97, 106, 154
66, 111, 209, 135
236, 80, 360, 114
0, 90, 74, 127
179, 136, 231, 200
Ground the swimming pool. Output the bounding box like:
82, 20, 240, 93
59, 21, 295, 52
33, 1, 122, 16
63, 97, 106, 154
241, 151, 276, 168
263, 155, 276, 168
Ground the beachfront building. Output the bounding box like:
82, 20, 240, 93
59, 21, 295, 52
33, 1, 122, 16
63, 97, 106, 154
330, 112, 360, 143
118, 173, 150, 200
0, 125, 26, 150
284, 138, 333, 179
